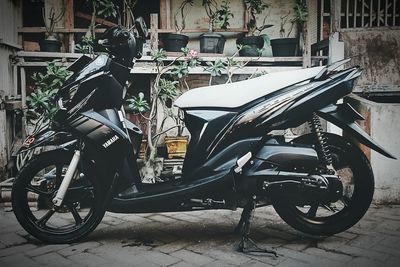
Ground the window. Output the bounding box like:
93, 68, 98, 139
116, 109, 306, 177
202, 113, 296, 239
340, 0, 400, 28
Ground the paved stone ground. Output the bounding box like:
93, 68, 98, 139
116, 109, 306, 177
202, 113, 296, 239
0, 204, 399, 266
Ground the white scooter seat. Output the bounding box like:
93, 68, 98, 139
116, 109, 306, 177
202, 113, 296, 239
174, 66, 325, 109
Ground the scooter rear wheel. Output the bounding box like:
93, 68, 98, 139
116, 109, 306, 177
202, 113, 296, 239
12, 150, 105, 244
272, 133, 374, 236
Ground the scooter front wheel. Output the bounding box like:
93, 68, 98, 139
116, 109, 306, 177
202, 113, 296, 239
12, 150, 105, 244
272, 133, 374, 236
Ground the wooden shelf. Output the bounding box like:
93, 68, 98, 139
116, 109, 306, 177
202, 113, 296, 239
140, 55, 304, 63
15, 51, 318, 69
4, 99, 22, 111
16, 51, 83, 58
158, 28, 248, 33
18, 27, 106, 34
18, 27, 247, 34
132, 64, 302, 75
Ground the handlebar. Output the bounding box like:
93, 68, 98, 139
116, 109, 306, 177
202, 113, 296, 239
102, 26, 131, 45
95, 25, 143, 65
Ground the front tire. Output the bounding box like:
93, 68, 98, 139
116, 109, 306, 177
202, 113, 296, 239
12, 150, 105, 244
272, 133, 374, 236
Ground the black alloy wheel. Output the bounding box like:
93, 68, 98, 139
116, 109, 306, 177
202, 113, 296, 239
12, 150, 105, 244
272, 133, 374, 236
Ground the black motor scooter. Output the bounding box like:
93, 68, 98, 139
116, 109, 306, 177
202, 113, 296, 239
12, 26, 395, 248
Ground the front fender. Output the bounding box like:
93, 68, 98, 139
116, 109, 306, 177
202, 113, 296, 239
317, 103, 396, 159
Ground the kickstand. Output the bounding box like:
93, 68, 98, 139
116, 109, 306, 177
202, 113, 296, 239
235, 197, 278, 257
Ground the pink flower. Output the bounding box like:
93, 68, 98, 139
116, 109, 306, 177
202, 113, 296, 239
188, 49, 198, 58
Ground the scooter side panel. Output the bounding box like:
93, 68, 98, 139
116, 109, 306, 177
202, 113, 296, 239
69, 109, 129, 170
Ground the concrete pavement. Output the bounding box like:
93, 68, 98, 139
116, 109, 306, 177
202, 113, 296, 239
1, 204, 400, 266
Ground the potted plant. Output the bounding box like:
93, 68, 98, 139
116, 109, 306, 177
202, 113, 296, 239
236, 0, 272, 56
15, 61, 71, 174
125, 92, 150, 159
134, 48, 199, 182
164, 122, 189, 159
163, 0, 194, 52
199, 0, 233, 54
40, 7, 65, 52
26, 61, 71, 134
158, 79, 189, 159
75, 0, 117, 54
203, 45, 262, 84
270, 0, 308, 57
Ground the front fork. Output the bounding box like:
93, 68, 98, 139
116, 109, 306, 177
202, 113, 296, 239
52, 150, 81, 207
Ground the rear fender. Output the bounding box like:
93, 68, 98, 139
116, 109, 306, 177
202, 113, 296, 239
317, 103, 396, 159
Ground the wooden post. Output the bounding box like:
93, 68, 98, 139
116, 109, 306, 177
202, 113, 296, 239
64, 0, 74, 53
0, 109, 7, 173
329, 0, 344, 64
159, 0, 171, 30
302, 0, 311, 68
327, 0, 344, 135
331, 0, 341, 33
243, 0, 249, 30
150, 13, 159, 52
20, 63, 27, 139
13, 65, 18, 96
16, 0, 23, 46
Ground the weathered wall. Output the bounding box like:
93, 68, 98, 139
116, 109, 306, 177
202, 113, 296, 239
170, 0, 298, 55
0, 0, 22, 179
341, 29, 400, 92
342, 28, 400, 203
347, 95, 400, 204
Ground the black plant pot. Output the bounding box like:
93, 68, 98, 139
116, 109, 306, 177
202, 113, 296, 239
270, 38, 300, 57
236, 36, 264, 56
39, 39, 62, 52
199, 33, 226, 54
162, 33, 189, 52
135, 36, 145, 58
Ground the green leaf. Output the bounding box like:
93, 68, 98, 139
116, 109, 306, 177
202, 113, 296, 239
125, 92, 150, 114
28, 60, 71, 121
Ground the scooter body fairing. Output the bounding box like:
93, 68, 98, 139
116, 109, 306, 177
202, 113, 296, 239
179, 67, 362, 182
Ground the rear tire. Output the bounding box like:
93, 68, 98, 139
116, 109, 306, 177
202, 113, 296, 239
12, 150, 105, 244
272, 133, 374, 236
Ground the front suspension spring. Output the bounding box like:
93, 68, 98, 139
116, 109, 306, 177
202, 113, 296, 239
308, 113, 333, 166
